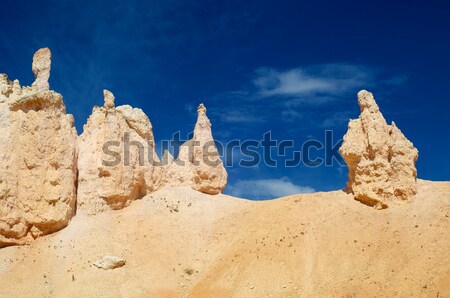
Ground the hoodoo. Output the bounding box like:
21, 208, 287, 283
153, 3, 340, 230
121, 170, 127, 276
339, 90, 419, 208
0, 48, 77, 247
163, 103, 228, 194
77, 90, 161, 214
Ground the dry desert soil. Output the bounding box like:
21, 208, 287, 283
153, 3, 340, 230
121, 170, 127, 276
0, 179, 449, 298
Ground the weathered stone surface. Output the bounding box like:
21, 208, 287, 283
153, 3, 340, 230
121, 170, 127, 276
163, 104, 227, 194
339, 90, 418, 208
0, 49, 77, 247
103, 89, 115, 109
31, 48, 51, 91
93, 256, 126, 270
77, 90, 160, 214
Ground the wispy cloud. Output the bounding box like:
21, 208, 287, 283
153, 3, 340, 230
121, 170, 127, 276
253, 64, 373, 100
227, 177, 315, 200
281, 109, 304, 122
184, 103, 195, 114
211, 63, 406, 125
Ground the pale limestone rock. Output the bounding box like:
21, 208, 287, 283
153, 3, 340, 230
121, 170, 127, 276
116, 105, 155, 142
103, 89, 115, 109
93, 256, 126, 270
77, 90, 160, 214
0, 49, 77, 247
340, 90, 418, 208
163, 104, 227, 194
31, 48, 51, 91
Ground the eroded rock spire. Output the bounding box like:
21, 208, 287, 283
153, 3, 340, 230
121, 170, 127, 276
163, 103, 228, 194
103, 89, 115, 109
339, 90, 418, 208
32, 48, 51, 91
77, 90, 160, 214
0, 48, 77, 247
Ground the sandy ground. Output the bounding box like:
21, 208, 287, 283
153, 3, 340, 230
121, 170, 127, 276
0, 179, 449, 298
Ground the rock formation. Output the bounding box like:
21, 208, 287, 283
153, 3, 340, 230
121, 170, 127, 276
163, 104, 227, 194
0, 48, 77, 247
0, 47, 227, 246
339, 90, 418, 208
31, 48, 51, 91
77, 90, 161, 214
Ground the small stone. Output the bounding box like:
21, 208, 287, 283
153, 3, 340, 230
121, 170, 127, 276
93, 256, 126, 270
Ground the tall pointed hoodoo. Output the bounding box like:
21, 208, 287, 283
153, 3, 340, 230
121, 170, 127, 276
163, 103, 228, 194
339, 90, 418, 208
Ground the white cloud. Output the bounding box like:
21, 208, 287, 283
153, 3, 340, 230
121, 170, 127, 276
253, 64, 374, 102
227, 177, 315, 200
212, 63, 406, 125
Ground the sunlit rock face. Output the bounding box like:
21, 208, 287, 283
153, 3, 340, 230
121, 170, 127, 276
0, 47, 229, 247
77, 90, 161, 215
340, 90, 418, 209
0, 48, 77, 247
163, 104, 227, 195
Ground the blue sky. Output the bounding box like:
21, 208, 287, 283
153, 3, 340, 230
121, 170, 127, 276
1, 0, 449, 199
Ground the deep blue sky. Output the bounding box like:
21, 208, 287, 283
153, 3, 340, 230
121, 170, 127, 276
1, 0, 449, 199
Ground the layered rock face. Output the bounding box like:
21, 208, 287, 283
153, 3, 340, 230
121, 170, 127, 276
0, 49, 77, 247
77, 90, 161, 214
163, 104, 227, 194
340, 90, 418, 208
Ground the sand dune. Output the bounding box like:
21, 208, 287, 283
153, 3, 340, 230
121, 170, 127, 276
0, 179, 449, 298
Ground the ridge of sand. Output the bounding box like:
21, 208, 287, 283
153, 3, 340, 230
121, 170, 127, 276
0, 180, 449, 298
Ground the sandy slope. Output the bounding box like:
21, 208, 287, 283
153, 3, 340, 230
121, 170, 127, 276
0, 180, 449, 298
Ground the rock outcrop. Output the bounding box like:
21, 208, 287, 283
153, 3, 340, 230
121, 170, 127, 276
163, 104, 227, 194
0, 48, 77, 247
0, 47, 228, 245
77, 90, 161, 214
339, 90, 418, 208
